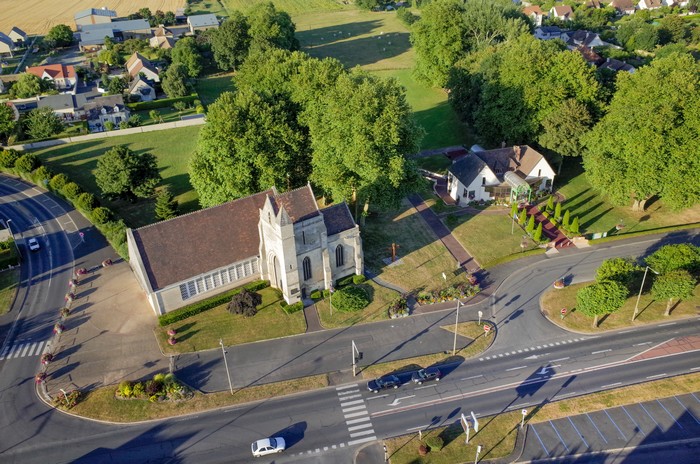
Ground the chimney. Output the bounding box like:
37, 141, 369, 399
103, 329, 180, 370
514, 145, 522, 161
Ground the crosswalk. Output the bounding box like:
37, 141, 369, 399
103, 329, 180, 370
0, 340, 46, 360
336, 383, 377, 446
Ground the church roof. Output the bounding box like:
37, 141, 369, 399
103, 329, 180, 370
268, 184, 320, 223
131, 189, 273, 290
322, 203, 356, 236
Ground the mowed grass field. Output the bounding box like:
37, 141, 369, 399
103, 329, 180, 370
31, 126, 202, 228
0, 0, 184, 35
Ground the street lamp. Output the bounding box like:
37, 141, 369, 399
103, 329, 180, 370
452, 300, 461, 355
632, 266, 659, 321
219, 338, 234, 395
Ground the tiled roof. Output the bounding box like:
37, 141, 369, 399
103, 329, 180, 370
523, 5, 544, 15
322, 203, 356, 236
268, 185, 320, 223
551, 5, 574, 17
132, 190, 273, 290
26, 64, 76, 80
477, 145, 545, 179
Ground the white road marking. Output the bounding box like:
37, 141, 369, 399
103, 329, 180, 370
342, 405, 367, 413
646, 373, 666, 379
340, 399, 365, 407
344, 411, 370, 419
348, 423, 373, 432
551, 357, 569, 362
462, 374, 484, 380
406, 424, 431, 431
658, 322, 676, 327
506, 366, 527, 371
350, 429, 375, 438
347, 436, 377, 446
601, 382, 621, 389
592, 349, 612, 354
346, 417, 370, 425
336, 384, 359, 390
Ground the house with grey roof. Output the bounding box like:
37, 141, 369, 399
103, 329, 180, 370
36, 93, 88, 121
447, 146, 555, 204
127, 185, 363, 314
128, 76, 156, 102
83, 94, 129, 131
187, 14, 219, 34
74, 7, 117, 30
0, 32, 16, 57
78, 19, 152, 50
8, 27, 27, 45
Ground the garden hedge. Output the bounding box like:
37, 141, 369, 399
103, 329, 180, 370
283, 301, 304, 315
332, 285, 370, 312
127, 95, 198, 111
158, 280, 270, 326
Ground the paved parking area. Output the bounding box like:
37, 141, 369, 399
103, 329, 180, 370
520, 392, 700, 461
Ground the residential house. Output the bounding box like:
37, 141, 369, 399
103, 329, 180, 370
534, 26, 566, 40
26, 64, 77, 91
149, 36, 175, 49
0, 32, 15, 57
187, 14, 219, 34
0, 73, 21, 95
128, 76, 156, 102
598, 57, 635, 73
36, 94, 88, 122
611, 0, 637, 14
566, 30, 607, 48
523, 5, 545, 27
447, 145, 555, 205
78, 19, 152, 50
638, 0, 663, 8
83, 94, 129, 131
74, 7, 117, 30
575, 45, 604, 66
175, 8, 187, 23
550, 5, 575, 20
127, 185, 363, 314
8, 27, 27, 45
584, 0, 604, 8
125, 52, 160, 82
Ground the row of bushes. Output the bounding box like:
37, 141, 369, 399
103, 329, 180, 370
0, 149, 129, 258
281, 301, 304, 315
0, 239, 18, 268
116, 373, 191, 402
416, 282, 480, 305
127, 94, 198, 111
158, 279, 270, 326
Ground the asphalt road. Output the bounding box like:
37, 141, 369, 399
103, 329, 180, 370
1, 174, 699, 464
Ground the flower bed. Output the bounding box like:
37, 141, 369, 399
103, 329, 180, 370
115, 373, 191, 403
388, 295, 409, 318
416, 283, 480, 305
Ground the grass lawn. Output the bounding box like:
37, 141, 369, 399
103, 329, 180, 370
415, 155, 453, 173
195, 72, 235, 107
225, 0, 347, 15
0, 269, 20, 315
133, 107, 197, 125
541, 281, 700, 332
156, 287, 307, 354
315, 281, 399, 328
30, 126, 202, 228
554, 159, 700, 238
362, 198, 467, 294
373, 69, 473, 151
447, 207, 540, 268
188, 0, 229, 16
387, 372, 700, 463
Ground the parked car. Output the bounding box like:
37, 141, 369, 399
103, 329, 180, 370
27, 238, 40, 251
251, 437, 286, 457
411, 367, 441, 384
367, 374, 401, 393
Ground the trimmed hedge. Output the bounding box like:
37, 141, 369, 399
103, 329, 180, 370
283, 301, 304, 315
127, 95, 198, 111
158, 280, 270, 326
337, 273, 366, 288
332, 285, 370, 312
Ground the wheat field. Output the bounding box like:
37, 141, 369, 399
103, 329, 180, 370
0, 0, 186, 35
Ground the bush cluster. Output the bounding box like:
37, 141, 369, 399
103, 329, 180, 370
283, 301, 304, 315
127, 95, 198, 111
331, 285, 370, 312
158, 280, 269, 326
227, 288, 262, 317
115, 373, 190, 402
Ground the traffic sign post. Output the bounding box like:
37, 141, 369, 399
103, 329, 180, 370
478, 310, 483, 325
460, 413, 470, 444
521, 409, 527, 429
475, 445, 482, 464
560, 307, 567, 319
484, 324, 491, 335
471, 411, 479, 433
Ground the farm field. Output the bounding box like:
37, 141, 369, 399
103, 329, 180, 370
0, 0, 185, 35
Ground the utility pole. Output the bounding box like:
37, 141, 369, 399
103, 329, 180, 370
219, 338, 234, 395
452, 300, 461, 355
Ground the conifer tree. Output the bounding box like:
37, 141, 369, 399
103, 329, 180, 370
563, 209, 570, 229
526, 215, 535, 234
534, 222, 543, 242
554, 202, 562, 220
518, 208, 527, 225
155, 186, 179, 221
571, 216, 580, 235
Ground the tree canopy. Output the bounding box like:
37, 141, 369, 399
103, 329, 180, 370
171, 37, 202, 78
247, 2, 299, 53
9, 73, 46, 99
45, 24, 74, 47
95, 145, 161, 200
25, 107, 62, 140
651, 269, 696, 316
0, 104, 16, 144
161, 63, 190, 98
576, 281, 628, 327
645, 243, 700, 275
583, 53, 700, 211
211, 11, 251, 71
595, 257, 640, 290
154, 185, 179, 221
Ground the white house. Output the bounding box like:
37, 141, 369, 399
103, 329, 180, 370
523, 5, 545, 27
534, 26, 566, 41
638, 0, 663, 9
128, 76, 156, 102
127, 185, 364, 315
447, 145, 555, 205
8, 27, 27, 45
550, 5, 575, 20
26, 64, 77, 91
566, 30, 607, 48
83, 94, 130, 131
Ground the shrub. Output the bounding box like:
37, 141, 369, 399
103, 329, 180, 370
14, 153, 40, 172
90, 207, 112, 224
227, 288, 262, 317
62, 182, 82, 199
127, 95, 197, 111
104, 121, 115, 131
332, 285, 370, 312
32, 165, 53, 185
76, 192, 97, 211
397, 7, 419, 25
283, 301, 303, 314
353, 274, 367, 284
0, 149, 20, 168
117, 381, 133, 398
426, 435, 444, 452
49, 173, 69, 191
158, 280, 270, 326
310, 290, 322, 300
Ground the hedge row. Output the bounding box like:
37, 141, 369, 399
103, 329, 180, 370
282, 301, 304, 315
0, 149, 129, 258
127, 95, 198, 111
158, 280, 270, 326
0, 245, 19, 268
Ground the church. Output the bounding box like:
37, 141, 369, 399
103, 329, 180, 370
127, 185, 364, 315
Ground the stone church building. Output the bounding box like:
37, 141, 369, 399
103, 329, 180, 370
127, 185, 364, 315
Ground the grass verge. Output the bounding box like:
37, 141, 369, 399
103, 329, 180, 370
315, 281, 399, 328
0, 269, 20, 315
156, 287, 306, 354
541, 281, 700, 332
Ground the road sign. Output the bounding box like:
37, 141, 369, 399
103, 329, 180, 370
560, 308, 567, 314
484, 324, 490, 333
471, 411, 479, 432
460, 413, 469, 432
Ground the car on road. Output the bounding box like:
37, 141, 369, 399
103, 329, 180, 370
367, 374, 401, 393
411, 367, 441, 384
27, 238, 40, 251
251, 437, 286, 457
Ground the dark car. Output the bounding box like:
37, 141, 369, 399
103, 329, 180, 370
411, 367, 441, 384
367, 374, 401, 393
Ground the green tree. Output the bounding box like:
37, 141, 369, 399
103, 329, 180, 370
161, 63, 190, 98
545, 195, 554, 213
526, 214, 535, 234
562, 209, 570, 229
45, 24, 73, 47
510, 202, 518, 218
211, 11, 251, 71
94, 145, 161, 200
25, 108, 62, 140
9, 73, 43, 98
104, 121, 115, 131
645, 244, 700, 275
0, 149, 21, 168
596, 257, 640, 290
107, 76, 127, 94
0, 104, 16, 144
306, 69, 424, 214
583, 53, 700, 211
576, 281, 628, 327
518, 207, 526, 225
154, 185, 179, 220
247, 2, 299, 53
533, 222, 543, 242
651, 269, 696, 316
616, 17, 658, 51
149, 109, 163, 123
539, 99, 593, 174
98, 48, 122, 66
13, 153, 39, 172
570, 216, 580, 235
658, 15, 690, 44
554, 201, 562, 220
171, 37, 202, 78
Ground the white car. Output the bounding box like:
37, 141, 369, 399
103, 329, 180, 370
251, 437, 286, 457
27, 238, 40, 251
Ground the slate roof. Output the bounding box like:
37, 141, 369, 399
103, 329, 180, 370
132, 190, 274, 290
9, 27, 27, 39
268, 185, 320, 223
187, 14, 219, 28
322, 203, 356, 236
81, 19, 150, 34
128, 76, 155, 94
74, 8, 117, 20
0, 32, 15, 48
37, 94, 87, 111
599, 58, 635, 73
450, 145, 547, 186
449, 152, 488, 187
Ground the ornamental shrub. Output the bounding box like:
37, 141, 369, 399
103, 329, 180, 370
76, 192, 97, 211
310, 290, 321, 300
283, 301, 303, 314
227, 288, 262, 317
14, 153, 40, 172
332, 285, 370, 312
546, 195, 554, 213
0, 149, 20, 168
62, 182, 82, 199
32, 165, 52, 185
91, 207, 112, 224
426, 435, 444, 452
49, 173, 69, 191
353, 274, 367, 284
